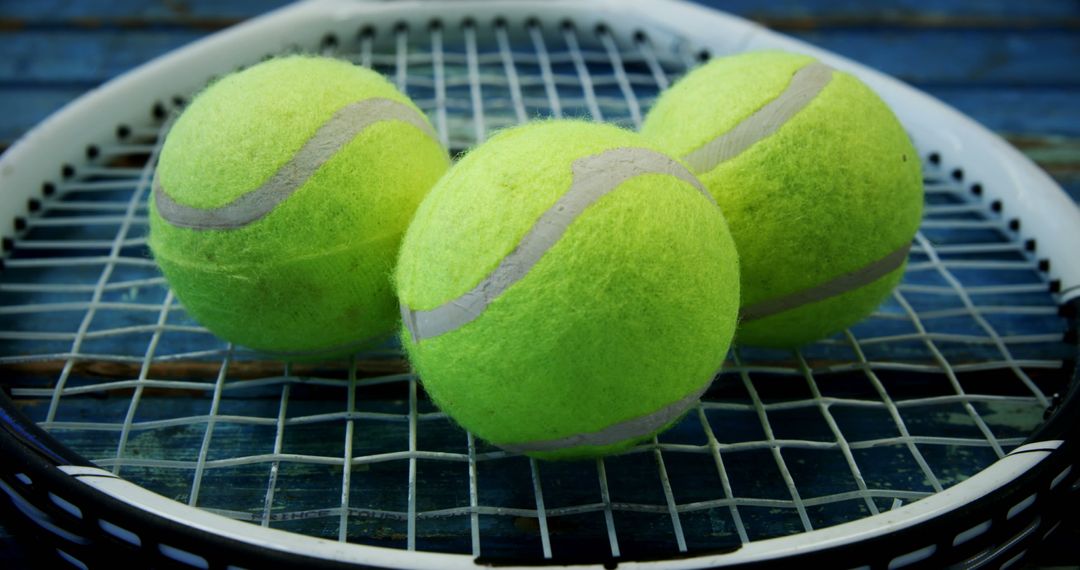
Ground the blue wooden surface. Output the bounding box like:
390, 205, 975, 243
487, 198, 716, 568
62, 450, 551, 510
1, 1, 1077, 201
0, 0, 1078, 567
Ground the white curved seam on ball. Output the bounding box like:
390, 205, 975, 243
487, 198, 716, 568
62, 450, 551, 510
682, 61, 834, 174
153, 97, 440, 230
740, 242, 912, 322
401, 147, 712, 343
497, 378, 714, 453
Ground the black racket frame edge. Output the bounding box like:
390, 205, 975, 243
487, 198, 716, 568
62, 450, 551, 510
0, 304, 1077, 570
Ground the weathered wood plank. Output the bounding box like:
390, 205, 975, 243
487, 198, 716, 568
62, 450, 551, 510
0, 0, 289, 28
0, 30, 204, 83
0, 87, 87, 145
2, 0, 1077, 28
710, 0, 1080, 22
717, 0, 1080, 29
0, 26, 1077, 148
0, 3, 1076, 198
924, 87, 1080, 136
792, 29, 1080, 86
0, 28, 1077, 86
1008, 135, 1080, 201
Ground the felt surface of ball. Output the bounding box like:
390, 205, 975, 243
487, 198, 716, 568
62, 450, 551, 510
396, 121, 740, 460
642, 51, 924, 347
149, 55, 449, 358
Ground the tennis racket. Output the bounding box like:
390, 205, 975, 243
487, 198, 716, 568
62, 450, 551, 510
1, 1, 1077, 568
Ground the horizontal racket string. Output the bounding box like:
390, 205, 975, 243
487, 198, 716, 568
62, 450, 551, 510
0, 17, 1069, 561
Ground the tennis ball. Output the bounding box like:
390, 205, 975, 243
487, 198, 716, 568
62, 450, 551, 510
396, 121, 740, 460
642, 51, 924, 347
148, 55, 449, 359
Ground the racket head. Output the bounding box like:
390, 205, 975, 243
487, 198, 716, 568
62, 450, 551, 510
1, 1, 1078, 568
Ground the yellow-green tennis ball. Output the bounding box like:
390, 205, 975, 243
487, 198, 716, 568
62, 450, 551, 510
148, 55, 449, 359
396, 121, 740, 460
642, 51, 924, 347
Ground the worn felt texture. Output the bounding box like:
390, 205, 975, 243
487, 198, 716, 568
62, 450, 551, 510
148, 55, 449, 358
396, 121, 740, 460
641, 51, 924, 347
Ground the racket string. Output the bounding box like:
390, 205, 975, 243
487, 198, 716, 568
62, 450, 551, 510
734, 349, 814, 531
794, 350, 881, 516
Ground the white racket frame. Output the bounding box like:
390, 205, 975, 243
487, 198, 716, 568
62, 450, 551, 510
1, 0, 1077, 567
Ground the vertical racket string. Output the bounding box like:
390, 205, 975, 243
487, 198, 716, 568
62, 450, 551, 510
527, 21, 564, 119
843, 330, 946, 493
733, 348, 814, 531
338, 357, 359, 541
429, 23, 451, 149
598, 26, 643, 128
595, 457, 622, 558
562, 24, 604, 122
890, 285, 1007, 458
495, 21, 528, 124
463, 21, 487, 144
693, 403, 751, 544
260, 378, 291, 527
188, 345, 232, 506
528, 458, 553, 558
794, 351, 882, 516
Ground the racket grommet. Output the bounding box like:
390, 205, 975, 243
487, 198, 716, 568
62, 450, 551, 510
991, 200, 1002, 212
494, 17, 508, 28
116, 124, 131, 139
951, 168, 964, 181
1024, 239, 1036, 251
42, 182, 55, 196
1009, 218, 1021, 232
321, 33, 338, 48
595, 23, 610, 35
359, 25, 375, 38
461, 17, 475, 29
1049, 280, 1061, 293
14, 217, 26, 232
928, 152, 941, 165
85, 145, 99, 160
2, 237, 12, 252
1038, 258, 1049, 272
429, 19, 443, 30
61, 164, 75, 178
633, 30, 647, 42
27, 198, 40, 213
560, 19, 575, 30
394, 21, 409, 33
697, 49, 711, 62
525, 17, 541, 28
971, 183, 983, 195
171, 95, 186, 108
152, 102, 167, 120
